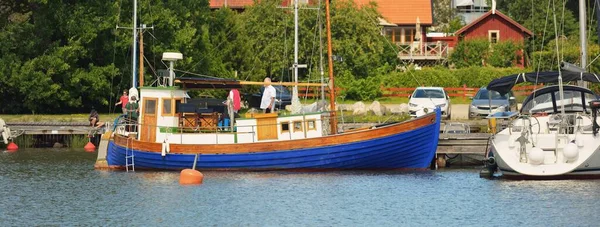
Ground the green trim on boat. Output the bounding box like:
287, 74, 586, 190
159, 127, 179, 133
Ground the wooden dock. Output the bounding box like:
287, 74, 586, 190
7, 122, 492, 159
437, 133, 490, 155
7, 122, 95, 135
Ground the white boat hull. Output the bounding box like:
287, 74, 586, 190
491, 123, 600, 179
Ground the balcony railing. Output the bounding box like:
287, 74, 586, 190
396, 42, 448, 60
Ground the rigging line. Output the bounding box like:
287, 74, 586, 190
178, 13, 245, 78
143, 55, 158, 77
559, 0, 567, 61
588, 0, 596, 44
172, 69, 222, 79
586, 53, 600, 67
109, 0, 124, 114
553, 0, 565, 114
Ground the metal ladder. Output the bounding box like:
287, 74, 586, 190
125, 137, 135, 172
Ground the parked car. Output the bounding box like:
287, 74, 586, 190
408, 87, 451, 119
247, 85, 292, 110
468, 87, 516, 119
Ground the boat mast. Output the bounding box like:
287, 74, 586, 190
139, 28, 144, 87
579, 0, 587, 87
325, 0, 337, 134
290, 0, 306, 114
132, 0, 138, 89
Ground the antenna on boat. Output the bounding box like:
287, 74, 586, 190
162, 53, 183, 87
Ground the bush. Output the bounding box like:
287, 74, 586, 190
450, 39, 524, 68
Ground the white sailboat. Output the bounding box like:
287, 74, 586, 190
484, 0, 600, 179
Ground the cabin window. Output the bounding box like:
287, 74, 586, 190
293, 121, 303, 132
174, 99, 183, 114
306, 120, 316, 131
489, 30, 499, 43
144, 99, 157, 115
162, 98, 172, 116
281, 122, 290, 133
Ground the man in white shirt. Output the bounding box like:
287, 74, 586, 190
260, 77, 277, 113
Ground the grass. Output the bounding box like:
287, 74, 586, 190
68, 135, 89, 148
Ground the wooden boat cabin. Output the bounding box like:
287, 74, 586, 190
127, 80, 325, 145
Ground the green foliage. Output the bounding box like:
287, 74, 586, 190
450, 39, 490, 68
487, 41, 524, 67
450, 39, 524, 68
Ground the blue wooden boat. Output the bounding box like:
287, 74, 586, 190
103, 109, 440, 170
96, 0, 440, 171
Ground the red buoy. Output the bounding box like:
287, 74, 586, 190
84, 142, 96, 152
6, 142, 18, 152
179, 169, 204, 185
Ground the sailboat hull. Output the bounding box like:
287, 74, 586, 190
105, 111, 441, 171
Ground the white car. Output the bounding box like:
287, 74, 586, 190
408, 87, 451, 119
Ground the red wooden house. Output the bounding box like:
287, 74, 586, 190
454, 10, 533, 67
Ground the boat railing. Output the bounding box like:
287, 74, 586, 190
113, 116, 334, 143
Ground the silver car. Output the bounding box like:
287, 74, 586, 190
469, 88, 516, 119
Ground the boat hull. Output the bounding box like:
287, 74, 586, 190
492, 140, 600, 180
105, 111, 440, 171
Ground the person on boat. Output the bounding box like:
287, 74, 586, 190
125, 96, 139, 132
260, 77, 277, 113
226, 89, 241, 115
89, 107, 105, 129
114, 89, 129, 114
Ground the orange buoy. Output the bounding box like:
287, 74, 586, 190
6, 142, 18, 152
84, 142, 96, 152
179, 169, 204, 185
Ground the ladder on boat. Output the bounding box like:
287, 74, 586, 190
125, 137, 135, 172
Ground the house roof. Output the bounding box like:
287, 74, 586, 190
353, 0, 433, 25
455, 10, 533, 36
210, 0, 254, 9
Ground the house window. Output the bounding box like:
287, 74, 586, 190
406, 28, 415, 43
306, 120, 316, 131
281, 122, 290, 133
393, 28, 401, 43
293, 121, 303, 132
384, 28, 393, 42
489, 30, 499, 43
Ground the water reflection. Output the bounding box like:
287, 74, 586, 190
1, 149, 600, 226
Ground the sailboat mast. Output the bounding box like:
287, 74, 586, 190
579, 0, 587, 87
293, 0, 299, 104
132, 0, 138, 88
139, 29, 144, 87
325, 0, 337, 134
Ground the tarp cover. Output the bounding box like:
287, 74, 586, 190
486, 71, 600, 95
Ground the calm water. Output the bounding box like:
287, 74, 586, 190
2, 149, 600, 226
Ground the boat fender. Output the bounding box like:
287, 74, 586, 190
528, 147, 544, 165
563, 142, 578, 162
161, 139, 170, 157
